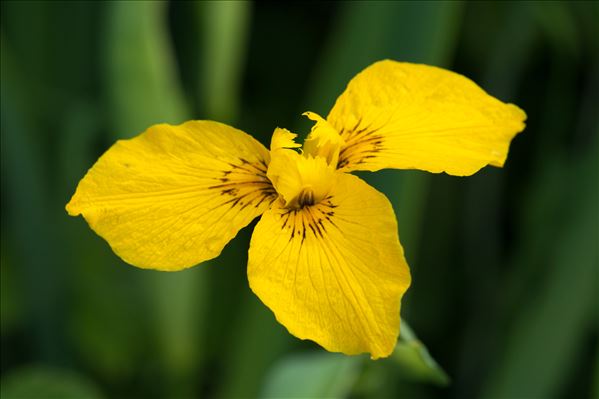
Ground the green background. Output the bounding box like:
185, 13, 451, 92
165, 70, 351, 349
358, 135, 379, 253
1, 1, 597, 398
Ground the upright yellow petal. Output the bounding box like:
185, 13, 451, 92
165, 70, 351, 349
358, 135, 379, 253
66, 121, 276, 271
303, 112, 345, 167
248, 172, 411, 359
328, 60, 526, 175
270, 127, 302, 152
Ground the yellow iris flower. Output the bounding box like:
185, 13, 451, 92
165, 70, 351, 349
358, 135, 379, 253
66, 60, 526, 359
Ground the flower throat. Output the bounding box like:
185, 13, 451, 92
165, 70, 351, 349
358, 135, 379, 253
296, 187, 315, 208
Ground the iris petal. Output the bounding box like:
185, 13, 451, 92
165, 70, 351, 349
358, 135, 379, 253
328, 60, 526, 175
67, 120, 276, 270
248, 172, 411, 359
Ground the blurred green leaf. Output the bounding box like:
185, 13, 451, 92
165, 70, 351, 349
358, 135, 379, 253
58, 100, 102, 193
530, 1, 580, 58
482, 2, 537, 99
449, 5, 539, 396
142, 268, 207, 379
1, 32, 67, 364
482, 144, 598, 398
68, 251, 147, 382
391, 320, 450, 386
477, 5, 598, 395
0, 237, 22, 335
215, 292, 296, 399
197, 1, 251, 122
0, 366, 103, 399
104, 0, 188, 138
593, 349, 599, 399
260, 353, 361, 399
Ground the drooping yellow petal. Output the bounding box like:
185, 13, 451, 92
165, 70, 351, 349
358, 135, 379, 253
327, 60, 526, 175
66, 121, 276, 271
303, 112, 345, 167
248, 172, 411, 359
267, 128, 336, 209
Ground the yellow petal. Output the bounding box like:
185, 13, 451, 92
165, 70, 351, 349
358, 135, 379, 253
328, 60, 526, 175
270, 127, 302, 152
248, 172, 411, 359
66, 121, 276, 271
302, 111, 345, 167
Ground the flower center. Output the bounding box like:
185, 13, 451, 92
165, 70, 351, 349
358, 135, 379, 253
267, 127, 337, 210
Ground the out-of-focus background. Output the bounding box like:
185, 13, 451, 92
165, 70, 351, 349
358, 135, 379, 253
1, 1, 597, 398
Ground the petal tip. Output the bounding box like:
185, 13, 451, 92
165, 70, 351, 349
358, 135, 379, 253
302, 111, 321, 122
508, 103, 528, 132
65, 199, 80, 216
